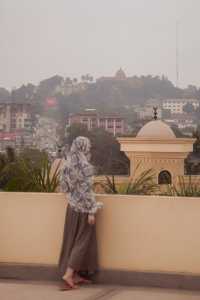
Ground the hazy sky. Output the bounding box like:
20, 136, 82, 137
0, 0, 200, 89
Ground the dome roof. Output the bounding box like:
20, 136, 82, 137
115, 68, 126, 80
137, 120, 176, 139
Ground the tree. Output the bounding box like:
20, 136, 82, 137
73, 78, 78, 84
193, 127, 200, 153
66, 124, 129, 175
0, 147, 60, 192
11, 84, 36, 101
89, 128, 129, 175
0, 88, 10, 102
183, 85, 199, 98
65, 77, 72, 85
183, 103, 195, 113
0, 147, 46, 190
37, 75, 64, 98
162, 109, 171, 119
66, 123, 90, 146
170, 125, 187, 138
81, 74, 93, 83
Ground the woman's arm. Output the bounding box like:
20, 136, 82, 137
81, 162, 103, 214
59, 162, 70, 193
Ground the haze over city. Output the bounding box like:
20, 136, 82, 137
0, 0, 200, 89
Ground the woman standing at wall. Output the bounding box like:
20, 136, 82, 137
59, 136, 103, 290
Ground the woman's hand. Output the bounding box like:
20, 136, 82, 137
88, 214, 95, 225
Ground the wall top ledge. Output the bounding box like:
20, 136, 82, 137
117, 137, 196, 145
0, 192, 200, 202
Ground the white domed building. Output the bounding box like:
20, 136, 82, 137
118, 119, 196, 185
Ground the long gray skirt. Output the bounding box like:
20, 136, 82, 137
58, 205, 98, 276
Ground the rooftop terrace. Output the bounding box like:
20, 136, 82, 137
1, 192, 200, 296
1, 280, 200, 300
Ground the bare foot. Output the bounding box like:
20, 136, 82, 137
62, 276, 78, 289
73, 274, 92, 285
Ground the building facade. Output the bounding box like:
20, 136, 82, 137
162, 99, 199, 114
97, 68, 127, 82
0, 102, 33, 151
165, 113, 197, 130
135, 106, 162, 120
33, 116, 59, 155
68, 112, 125, 136
0, 102, 32, 132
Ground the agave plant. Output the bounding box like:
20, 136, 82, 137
96, 166, 159, 195
165, 175, 200, 197
118, 169, 159, 195
30, 157, 61, 192
100, 175, 118, 194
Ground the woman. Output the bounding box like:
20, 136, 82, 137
59, 136, 103, 290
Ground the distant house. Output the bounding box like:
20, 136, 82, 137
68, 111, 125, 136
165, 113, 197, 130
162, 99, 199, 114
135, 106, 162, 120
0, 102, 32, 132
0, 102, 33, 150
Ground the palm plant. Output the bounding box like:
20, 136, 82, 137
28, 157, 61, 192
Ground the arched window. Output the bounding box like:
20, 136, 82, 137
158, 170, 172, 185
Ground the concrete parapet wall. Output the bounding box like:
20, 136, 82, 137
0, 193, 200, 275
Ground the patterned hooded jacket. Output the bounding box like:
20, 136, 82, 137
60, 136, 103, 214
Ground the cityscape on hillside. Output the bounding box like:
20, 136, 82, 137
0, 69, 200, 157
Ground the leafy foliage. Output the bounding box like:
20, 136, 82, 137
183, 103, 195, 113
66, 124, 129, 175
0, 148, 60, 192
66, 123, 91, 146
2, 74, 200, 121
25, 157, 61, 192
164, 176, 200, 197
97, 167, 159, 195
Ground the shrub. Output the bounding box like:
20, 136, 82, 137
0, 148, 60, 192
96, 168, 159, 195
165, 176, 200, 197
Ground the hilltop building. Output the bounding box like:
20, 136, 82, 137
97, 68, 127, 82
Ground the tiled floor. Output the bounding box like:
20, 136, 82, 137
1, 280, 200, 300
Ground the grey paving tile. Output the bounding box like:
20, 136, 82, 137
0, 280, 104, 300
1, 281, 200, 300
110, 287, 200, 300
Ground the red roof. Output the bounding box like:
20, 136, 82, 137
0, 133, 16, 141
45, 97, 58, 107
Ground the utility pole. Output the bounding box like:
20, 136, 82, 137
176, 21, 180, 87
